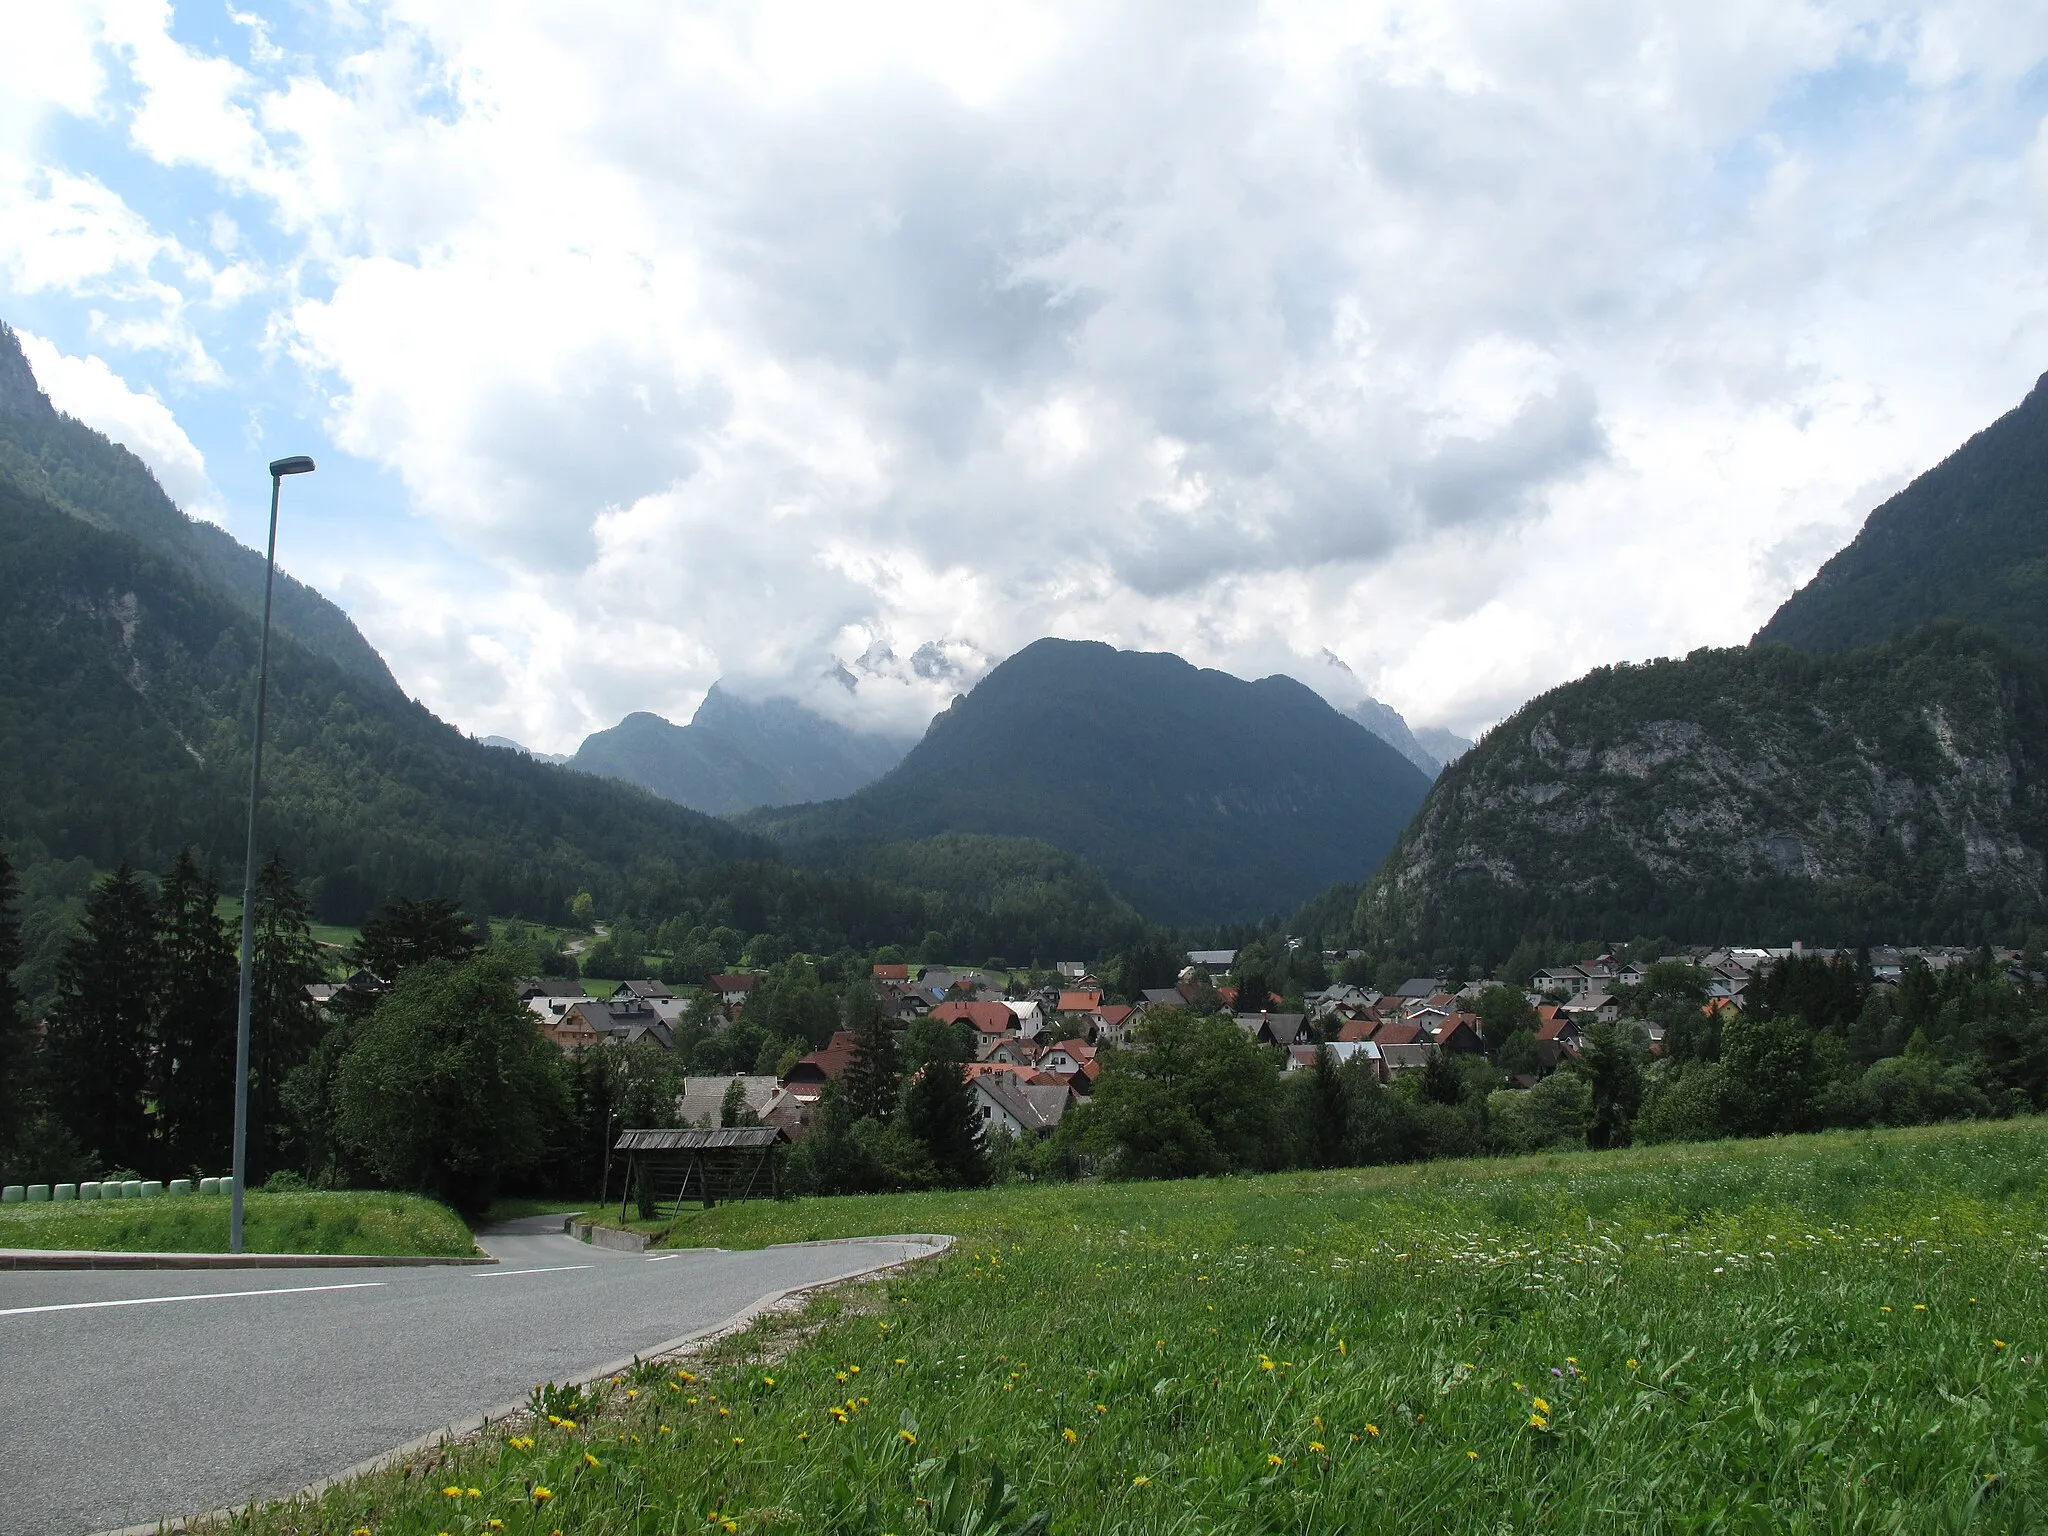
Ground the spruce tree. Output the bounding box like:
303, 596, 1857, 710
44, 862, 158, 1171
0, 847, 26, 1161
903, 1056, 987, 1187
250, 853, 325, 1180
841, 979, 900, 1122
153, 848, 239, 1172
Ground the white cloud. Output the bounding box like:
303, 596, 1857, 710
9, 0, 2048, 751
16, 329, 224, 521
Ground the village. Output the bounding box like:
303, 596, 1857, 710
468, 941, 2018, 1150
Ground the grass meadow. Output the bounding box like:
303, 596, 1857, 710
0, 1190, 475, 1256
231, 1120, 2048, 1533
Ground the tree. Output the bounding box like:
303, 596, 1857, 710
333, 954, 564, 1215
1474, 984, 1538, 1054
719, 1077, 760, 1128
841, 980, 900, 1122
1303, 1042, 1350, 1168
904, 1057, 988, 1187
349, 896, 479, 983
152, 848, 239, 1172
248, 854, 326, 1181
1082, 1008, 1280, 1179
0, 847, 27, 1161
43, 863, 157, 1171
1719, 1013, 1823, 1137
1575, 1022, 1645, 1149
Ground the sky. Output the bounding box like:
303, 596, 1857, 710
4, 3, 2048, 754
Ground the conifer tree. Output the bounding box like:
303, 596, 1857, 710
841, 979, 900, 1122
903, 1055, 987, 1187
0, 847, 26, 1161
153, 848, 239, 1172
44, 862, 158, 1171
249, 853, 325, 1179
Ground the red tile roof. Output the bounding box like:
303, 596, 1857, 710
1056, 990, 1103, 1012
933, 1000, 1018, 1035
872, 963, 911, 983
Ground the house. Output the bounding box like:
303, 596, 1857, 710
1566, 991, 1621, 1024
1185, 949, 1237, 972
972, 1076, 1074, 1138
783, 1031, 858, 1101
1285, 1040, 1383, 1074
1037, 1038, 1096, 1077
872, 963, 911, 985
609, 979, 690, 1025
1238, 1013, 1310, 1047
709, 973, 758, 1008
1006, 999, 1046, 1037
566, 997, 674, 1048
933, 1000, 1019, 1039
1333, 1018, 1378, 1043
1393, 976, 1447, 1000
1430, 1013, 1485, 1054
537, 1003, 606, 1051
1056, 961, 1092, 981
1376, 1042, 1433, 1077
1532, 1008, 1584, 1069
1369, 1021, 1425, 1047
1056, 990, 1103, 1017
1090, 1003, 1138, 1046
1532, 965, 1592, 998
675, 1074, 782, 1128
977, 1036, 1037, 1067
1139, 988, 1185, 1008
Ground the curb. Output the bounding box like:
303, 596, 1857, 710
89, 1234, 954, 1536
0, 1248, 494, 1271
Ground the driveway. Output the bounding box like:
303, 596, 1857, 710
0, 1217, 941, 1536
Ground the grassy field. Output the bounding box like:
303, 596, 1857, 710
228, 1121, 2048, 1532
0, 1191, 476, 1257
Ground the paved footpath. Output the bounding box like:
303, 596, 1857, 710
0, 1217, 940, 1536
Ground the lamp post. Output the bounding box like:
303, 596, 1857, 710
230, 454, 315, 1255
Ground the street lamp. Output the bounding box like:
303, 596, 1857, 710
230, 453, 316, 1255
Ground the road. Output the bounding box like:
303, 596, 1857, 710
0, 1217, 940, 1536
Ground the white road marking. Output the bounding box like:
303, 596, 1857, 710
647, 1254, 679, 1262
0, 1281, 385, 1318
471, 1264, 593, 1280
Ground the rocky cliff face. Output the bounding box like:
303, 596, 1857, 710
1357, 629, 2048, 954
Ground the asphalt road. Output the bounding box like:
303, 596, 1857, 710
0, 1218, 940, 1536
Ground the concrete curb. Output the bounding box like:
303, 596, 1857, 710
0, 1248, 494, 1271
567, 1220, 652, 1252
89, 1233, 954, 1536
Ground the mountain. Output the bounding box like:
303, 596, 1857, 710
569, 685, 912, 815
482, 735, 572, 766
0, 324, 399, 695
1415, 726, 1474, 767
1346, 698, 1473, 777
1353, 627, 2048, 958
745, 637, 1433, 926
1758, 370, 2048, 658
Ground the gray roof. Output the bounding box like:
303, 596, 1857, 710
974, 1075, 1072, 1133
1186, 950, 1237, 968
1236, 1012, 1308, 1043
1395, 977, 1447, 998
676, 1075, 781, 1128
1140, 989, 1184, 1006
614, 1126, 786, 1151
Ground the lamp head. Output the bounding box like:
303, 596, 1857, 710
269, 455, 316, 478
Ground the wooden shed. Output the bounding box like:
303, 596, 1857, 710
611, 1126, 789, 1217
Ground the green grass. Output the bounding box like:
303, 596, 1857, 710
215, 896, 363, 963
225, 1120, 2048, 1532
0, 1191, 476, 1257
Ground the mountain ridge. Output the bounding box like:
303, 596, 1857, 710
745, 637, 1433, 925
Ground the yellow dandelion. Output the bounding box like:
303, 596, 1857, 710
1532, 1397, 1550, 1415
900, 1429, 917, 1444
797, 1431, 810, 1441
658, 1425, 672, 1435
1308, 1441, 1326, 1453
532, 1488, 553, 1503
1995, 1339, 2009, 1350
731, 1436, 744, 1447
626, 1389, 638, 1399
848, 1365, 861, 1375
1267, 1453, 1284, 1466
1132, 1475, 1150, 1487
1914, 1305, 1927, 1313
1528, 1414, 1549, 1430
1062, 1427, 1078, 1445
466, 1488, 481, 1499
1364, 1423, 1380, 1437
1880, 1306, 1892, 1314
1259, 1355, 1275, 1372
717, 1407, 731, 1417
1095, 1403, 1108, 1414
560, 1418, 576, 1430
676, 1370, 696, 1383
761, 1376, 775, 1387
1337, 1339, 1347, 1356
489, 1523, 504, 1532
721, 1523, 737, 1534
443, 1486, 462, 1498
670, 1382, 681, 1392
1467, 1451, 1478, 1460
895, 1358, 906, 1365
584, 1452, 600, 1468
835, 1371, 848, 1383
1626, 1358, 1639, 1371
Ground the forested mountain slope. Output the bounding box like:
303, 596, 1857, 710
0, 325, 397, 694
571, 686, 911, 815
1759, 370, 2048, 658
1354, 628, 2048, 956
0, 472, 777, 923
745, 638, 1432, 925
